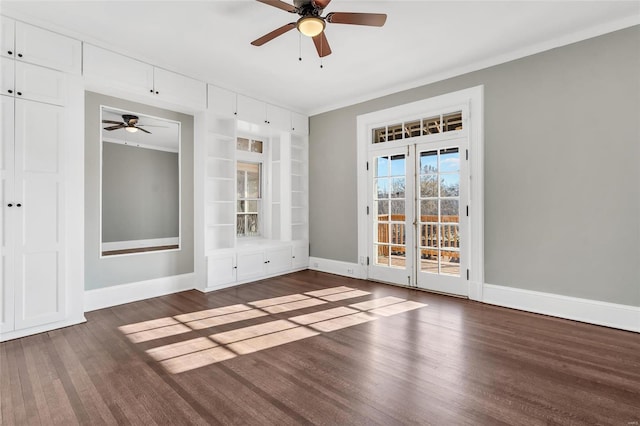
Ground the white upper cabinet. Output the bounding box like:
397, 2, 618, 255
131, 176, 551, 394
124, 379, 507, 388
236, 94, 265, 125
15, 61, 67, 105
291, 112, 309, 135
266, 104, 291, 132
153, 67, 206, 110
208, 84, 237, 118
2, 57, 67, 106
83, 44, 206, 110
12, 21, 81, 74
83, 44, 154, 98
1, 16, 15, 59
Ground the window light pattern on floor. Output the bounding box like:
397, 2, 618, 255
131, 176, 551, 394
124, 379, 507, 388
119, 286, 427, 374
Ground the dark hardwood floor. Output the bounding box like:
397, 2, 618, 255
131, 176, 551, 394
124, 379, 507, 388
2, 270, 639, 425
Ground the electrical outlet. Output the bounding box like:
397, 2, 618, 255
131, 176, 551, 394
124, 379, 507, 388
359, 256, 365, 265
347, 268, 354, 274
313, 262, 319, 268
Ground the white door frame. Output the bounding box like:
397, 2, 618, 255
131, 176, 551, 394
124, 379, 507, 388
356, 85, 484, 300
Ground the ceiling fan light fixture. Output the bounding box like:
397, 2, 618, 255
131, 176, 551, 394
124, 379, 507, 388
125, 126, 138, 133
297, 16, 325, 37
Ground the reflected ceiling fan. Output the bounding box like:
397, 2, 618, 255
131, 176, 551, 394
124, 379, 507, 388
102, 114, 153, 134
251, 0, 387, 57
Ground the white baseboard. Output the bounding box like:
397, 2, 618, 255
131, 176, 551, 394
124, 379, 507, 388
101, 237, 180, 252
483, 284, 640, 333
309, 257, 366, 279
84, 273, 195, 312
0, 315, 87, 342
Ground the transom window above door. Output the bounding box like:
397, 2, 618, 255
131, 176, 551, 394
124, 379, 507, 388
372, 110, 462, 144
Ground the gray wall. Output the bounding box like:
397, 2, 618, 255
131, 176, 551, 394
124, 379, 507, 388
309, 26, 640, 306
85, 92, 194, 290
102, 142, 179, 242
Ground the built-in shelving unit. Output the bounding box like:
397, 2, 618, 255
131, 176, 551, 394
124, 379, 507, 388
291, 134, 308, 241
204, 116, 236, 251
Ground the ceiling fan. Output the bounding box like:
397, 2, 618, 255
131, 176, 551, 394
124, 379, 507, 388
251, 0, 387, 57
102, 114, 152, 134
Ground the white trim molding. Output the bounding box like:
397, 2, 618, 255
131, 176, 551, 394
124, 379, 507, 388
483, 284, 640, 333
309, 257, 366, 280
0, 316, 87, 342
84, 273, 195, 312
101, 237, 180, 252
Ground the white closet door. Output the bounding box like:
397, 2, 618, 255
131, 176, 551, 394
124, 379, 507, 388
13, 99, 66, 329
0, 95, 15, 333
15, 61, 67, 106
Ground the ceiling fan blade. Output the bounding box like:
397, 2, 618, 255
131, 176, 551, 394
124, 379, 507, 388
256, 0, 298, 13
251, 22, 296, 46
104, 124, 126, 131
311, 0, 331, 9
136, 127, 151, 134
102, 120, 124, 125
137, 124, 168, 128
326, 12, 387, 27
312, 32, 332, 57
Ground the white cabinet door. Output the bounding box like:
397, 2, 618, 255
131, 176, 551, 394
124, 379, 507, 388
207, 252, 236, 287
236, 94, 266, 124
83, 44, 154, 97
15, 22, 81, 74
153, 67, 206, 110
236, 249, 266, 281
266, 104, 291, 132
1, 17, 14, 59
208, 85, 237, 117
0, 96, 15, 333
13, 99, 65, 329
266, 245, 292, 275
291, 112, 309, 135
292, 243, 309, 269
15, 61, 66, 106
0, 57, 14, 96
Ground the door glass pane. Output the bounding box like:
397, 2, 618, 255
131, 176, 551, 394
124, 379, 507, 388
440, 149, 460, 172
376, 200, 389, 217
376, 244, 390, 266
420, 151, 438, 173
440, 200, 458, 221
376, 178, 389, 198
421, 174, 438, 198
390, 155, 405, 176
390, 177, 405, 198
390, 200, 404, 218
376, 222, 389, 244
390, 246, 406, 268
421, 200, 438, 218
376, 157, 389, 176
440, 174, 459, 197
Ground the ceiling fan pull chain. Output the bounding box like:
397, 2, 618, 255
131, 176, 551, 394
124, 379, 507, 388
298, 32, 302, 61
320, 35, 324, 69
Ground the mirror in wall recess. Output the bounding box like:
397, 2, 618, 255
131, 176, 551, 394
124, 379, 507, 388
100, 105, 181, 257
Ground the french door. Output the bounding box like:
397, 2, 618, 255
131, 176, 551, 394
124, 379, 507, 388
368, 137, 469, 296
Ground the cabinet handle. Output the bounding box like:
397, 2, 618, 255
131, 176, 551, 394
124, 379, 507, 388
7, 90, 12, 94
234, 112, 237, 115
17, 92, 22, 96
233, 266, 237, 269
7, 203, 12, 207
16, 203, 21, 207
155, 91, 159, 94
7, 51, 12, 55
17, 53, 22, 58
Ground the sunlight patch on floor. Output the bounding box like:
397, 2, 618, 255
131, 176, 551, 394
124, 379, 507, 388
121, 286, 428, 374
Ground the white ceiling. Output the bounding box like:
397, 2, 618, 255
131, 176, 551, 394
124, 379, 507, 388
2, 1, 639, 115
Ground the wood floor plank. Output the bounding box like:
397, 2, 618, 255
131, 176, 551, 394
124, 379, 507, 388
1, 270, 639, 424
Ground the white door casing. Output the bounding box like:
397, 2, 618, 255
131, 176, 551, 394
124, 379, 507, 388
357, 86, 484, 300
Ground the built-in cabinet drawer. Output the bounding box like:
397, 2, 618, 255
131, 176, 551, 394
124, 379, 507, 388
1, 58, 67, 106
1, 19, 81, 74
206, 242, 306, 290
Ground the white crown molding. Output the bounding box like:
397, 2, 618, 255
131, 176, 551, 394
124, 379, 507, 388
307, 15, 640, 116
